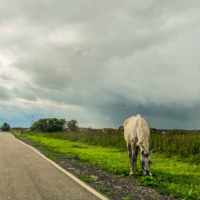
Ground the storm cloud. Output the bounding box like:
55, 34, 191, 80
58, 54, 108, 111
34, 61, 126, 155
0, 0, 200, 129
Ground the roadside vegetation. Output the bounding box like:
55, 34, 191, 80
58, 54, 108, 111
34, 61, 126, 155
11, 129, 200, 199
1, 122, 10, 131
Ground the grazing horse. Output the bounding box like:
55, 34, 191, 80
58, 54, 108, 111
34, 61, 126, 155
124, 114, 152, 176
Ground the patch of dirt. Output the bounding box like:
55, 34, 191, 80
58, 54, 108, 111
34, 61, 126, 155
16, 136, 179, 200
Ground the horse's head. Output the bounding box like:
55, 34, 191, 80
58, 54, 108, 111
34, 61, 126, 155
140, 150, 152, 176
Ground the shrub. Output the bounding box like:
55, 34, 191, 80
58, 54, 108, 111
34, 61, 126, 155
30, 118, 66, 132
1, 122, 10, 131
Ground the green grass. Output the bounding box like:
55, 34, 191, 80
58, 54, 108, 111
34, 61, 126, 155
138, 154, 200, 199
98, 188, 114, 198
98, 187, 111, 193
20, 130, 127, 149
122, 197, 131, 200
12, 131, 200, 199
25, 135, 130, 175
18, 129, 200, 160
78, 176, 95, 183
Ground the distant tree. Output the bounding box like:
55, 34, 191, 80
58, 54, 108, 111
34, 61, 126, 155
67, 119, 78, 131
1, 122, 10, 131
118, 126, 124, 132
150, 128, 157, 134
30, 118, 67, 132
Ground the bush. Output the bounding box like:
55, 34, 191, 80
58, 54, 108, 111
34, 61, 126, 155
30, 118, 66, 132
67, 120, 78, 131
1, 122, 10, 131
150, 130, 200, 159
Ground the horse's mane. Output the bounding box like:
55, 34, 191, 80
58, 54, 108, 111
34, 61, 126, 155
136, 114, 148, 154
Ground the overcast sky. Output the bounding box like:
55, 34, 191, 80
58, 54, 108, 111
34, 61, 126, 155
1, 0, 200, 129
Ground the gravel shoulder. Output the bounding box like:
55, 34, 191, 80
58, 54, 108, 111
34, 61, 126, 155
15, 135, 179, 200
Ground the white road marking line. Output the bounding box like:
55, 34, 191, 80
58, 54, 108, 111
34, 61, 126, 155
12, 134, 108, 200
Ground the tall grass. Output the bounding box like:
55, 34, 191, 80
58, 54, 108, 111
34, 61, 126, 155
25, 130, 127, 149
150, 130, 200, 160
18, 129, 200, 161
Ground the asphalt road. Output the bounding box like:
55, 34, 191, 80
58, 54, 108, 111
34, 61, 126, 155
0, 132, 106, 200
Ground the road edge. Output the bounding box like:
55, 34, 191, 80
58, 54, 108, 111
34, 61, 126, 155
12, 134, 109, 200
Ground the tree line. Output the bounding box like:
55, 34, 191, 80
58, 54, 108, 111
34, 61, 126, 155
30, 118, 78, 132
0, 118, 78, 133
1, 122, 10, 131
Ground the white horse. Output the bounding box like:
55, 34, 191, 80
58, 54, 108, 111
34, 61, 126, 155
124, 114, 152, 176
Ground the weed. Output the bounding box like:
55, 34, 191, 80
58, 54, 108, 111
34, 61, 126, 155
98, 187, 111, 193
106, 192, 115, 198
79, 176, 95, 183
122, 197, 131, 200
42, 151, 65, 160
150, 130, 200, 160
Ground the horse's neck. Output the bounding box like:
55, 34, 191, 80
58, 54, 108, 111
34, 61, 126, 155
137, 134, 149, 153
144, 136, 149, 150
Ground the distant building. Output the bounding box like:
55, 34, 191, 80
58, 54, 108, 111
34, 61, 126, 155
102, 128, 118, 132
13, 127, 21, 130
87, 127, 93, 132
79, 127, 88, 132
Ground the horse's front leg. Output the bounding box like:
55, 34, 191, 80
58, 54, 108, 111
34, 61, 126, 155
127, 143, 134, 175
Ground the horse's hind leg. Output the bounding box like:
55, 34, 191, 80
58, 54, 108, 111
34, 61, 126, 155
127, 143, 134, 175
133, 145, 139, 167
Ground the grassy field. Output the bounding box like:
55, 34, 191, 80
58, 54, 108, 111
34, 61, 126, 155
12, 130, 200, 199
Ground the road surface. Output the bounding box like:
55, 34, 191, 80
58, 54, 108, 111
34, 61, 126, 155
0, 132, 107, 200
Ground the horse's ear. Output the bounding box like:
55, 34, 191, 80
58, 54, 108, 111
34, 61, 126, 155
149, 150, 153, 155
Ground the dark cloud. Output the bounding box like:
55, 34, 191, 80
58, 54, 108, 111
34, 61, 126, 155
1, 0, 200, 128
12, 87, 37, 101
94, 102, 200, 129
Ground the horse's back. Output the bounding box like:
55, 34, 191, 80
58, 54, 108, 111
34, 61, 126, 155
124, 115, 150, 144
